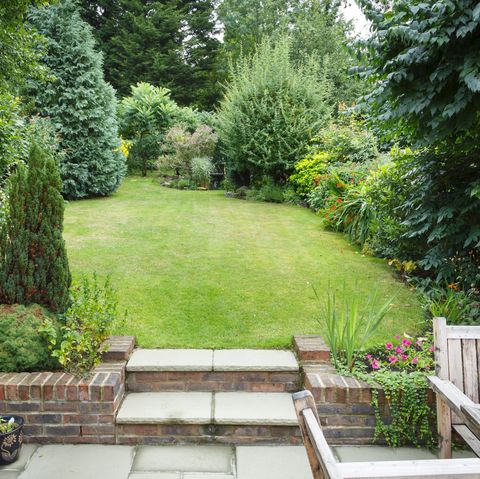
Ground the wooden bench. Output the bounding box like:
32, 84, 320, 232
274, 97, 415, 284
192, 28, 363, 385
428, 316, 480, 458
293, 390, 480, 478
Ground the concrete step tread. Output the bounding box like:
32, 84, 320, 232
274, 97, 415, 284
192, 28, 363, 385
116, 392, 298, 426
127, 349, 299, 373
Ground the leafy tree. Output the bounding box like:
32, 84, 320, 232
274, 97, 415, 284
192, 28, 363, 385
217, 38, 331, 185
217, 0, 361, 107
0, 0, 50, 92
357, 0, 480, 146
0, 1, 51, 182
79, 0, 220, 108
358, 0, 480, 284
119, 82, 178, 176
0, 143, 71, 313
29, 0, 126, 199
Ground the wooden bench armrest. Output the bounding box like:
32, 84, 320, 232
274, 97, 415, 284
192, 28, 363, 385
428, 376, 475, 416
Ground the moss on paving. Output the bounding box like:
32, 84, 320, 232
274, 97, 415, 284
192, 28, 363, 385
64, 177, 425, 349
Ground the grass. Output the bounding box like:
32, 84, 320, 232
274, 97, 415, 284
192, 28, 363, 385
63, 177, 425, 349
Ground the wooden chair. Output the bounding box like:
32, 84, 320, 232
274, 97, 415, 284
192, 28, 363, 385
293, 390, 480, 478
428, 316, 480, 458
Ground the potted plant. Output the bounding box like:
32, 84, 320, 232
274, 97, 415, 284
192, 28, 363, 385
0, 416, 24, 465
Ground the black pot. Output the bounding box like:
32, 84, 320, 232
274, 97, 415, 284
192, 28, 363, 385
0, 416, 24, 465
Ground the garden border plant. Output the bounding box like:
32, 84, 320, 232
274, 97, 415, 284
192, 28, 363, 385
317, 287, 437, 448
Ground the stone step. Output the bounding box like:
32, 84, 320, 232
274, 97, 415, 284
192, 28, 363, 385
115, 391, 301, 445
126, 349, 300, 393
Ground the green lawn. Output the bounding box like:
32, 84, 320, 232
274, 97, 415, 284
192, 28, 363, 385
64, 177, 425, 349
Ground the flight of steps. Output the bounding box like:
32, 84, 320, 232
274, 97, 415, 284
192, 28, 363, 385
115, 348, 303, 445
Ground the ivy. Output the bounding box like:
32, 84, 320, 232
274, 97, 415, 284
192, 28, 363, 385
337, 361, 437, 448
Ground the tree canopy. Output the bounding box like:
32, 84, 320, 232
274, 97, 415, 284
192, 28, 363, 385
357, 0, 480, 148
78, 0, 220, 109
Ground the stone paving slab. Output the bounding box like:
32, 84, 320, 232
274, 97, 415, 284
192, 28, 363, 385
184, 475, 234, 479
17, 445, 134, 479
129, 474, 180, 479
0, 444, 38, 476
214, 392, 298, 425
117, 392, 213, 424
132, 445, 233, 473
236, 446, 312, 479
213, 350, 298, 372
127, 349, 213, 371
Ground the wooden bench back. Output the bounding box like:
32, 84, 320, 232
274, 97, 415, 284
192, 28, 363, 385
434, 317, 480, 422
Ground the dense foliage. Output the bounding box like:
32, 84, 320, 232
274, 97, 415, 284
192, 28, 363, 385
79, 0, 220, 108
218, 0, 361, 107
29, 0, 126, 199
119, 82, 178, 176
0, 304, 60, 373
358, 0, 480, 146
217, 39, 331, 186
43, 274, 124, 377
0, 144, 71, 313
357, 0, 480, 286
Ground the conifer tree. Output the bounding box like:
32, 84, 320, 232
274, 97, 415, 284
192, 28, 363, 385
0, 144, 71, 313
29, 0, 126, 199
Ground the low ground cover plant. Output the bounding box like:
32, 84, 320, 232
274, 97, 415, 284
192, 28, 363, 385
0, 304, 60, 372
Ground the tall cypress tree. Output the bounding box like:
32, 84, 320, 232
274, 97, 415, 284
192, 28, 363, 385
29, 0, 126, 199
0, 144, 71, 313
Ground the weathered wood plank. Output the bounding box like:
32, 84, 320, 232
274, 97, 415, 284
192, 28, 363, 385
461, 405, 480, 441
462, 339, 479, 403
428, 376, 475, 416
338, 458, 480, 478
293, 390, 342, 479
453, 425, 480, 457
447, 327, 480, 340
448, 339, 464, 393
433, 317, 449, 379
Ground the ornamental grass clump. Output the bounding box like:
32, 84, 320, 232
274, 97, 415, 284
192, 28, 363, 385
315, 285, 393, 371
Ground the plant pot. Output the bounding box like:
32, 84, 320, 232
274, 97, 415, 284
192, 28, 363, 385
0, 416, 24, 465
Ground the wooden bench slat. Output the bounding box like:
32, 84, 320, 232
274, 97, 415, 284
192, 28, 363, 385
453, 425, 480, 457
338, 458, 480, 479
462, 339, 479, 403
446, 327, 480, 339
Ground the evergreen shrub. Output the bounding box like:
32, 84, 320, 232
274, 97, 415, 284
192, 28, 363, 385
29, 0, 126, 198
0, 143, 71, 313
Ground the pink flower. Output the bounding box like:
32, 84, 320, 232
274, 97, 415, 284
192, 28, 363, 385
388, 356, 398, 363
412, 357, 418, 364
395, 346, 403, 354
402, 339, 412, 347
385, 342, 393, 350
415, 340, 422, 347
428, 346, 434, 353
394, 335, 401, 339
371, 359, 380, 370
366, 354, 372, 360
401, 354, 408, 360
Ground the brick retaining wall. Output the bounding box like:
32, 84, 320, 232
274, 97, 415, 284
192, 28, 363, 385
0, 336, 135, 444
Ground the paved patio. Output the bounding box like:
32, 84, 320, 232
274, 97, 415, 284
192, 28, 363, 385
1, 443, 475, 478
0, 444, 313, 479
